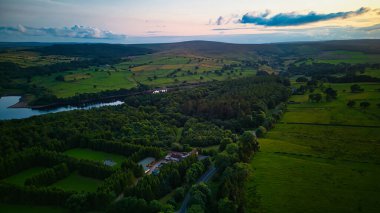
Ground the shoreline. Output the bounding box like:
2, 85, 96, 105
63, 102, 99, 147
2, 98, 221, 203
8, 101, 29, 108
5, 82, 207, 110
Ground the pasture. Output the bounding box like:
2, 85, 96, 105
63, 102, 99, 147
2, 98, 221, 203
49, 172, 102, 192
64, 148, 127, 167
362, 68, 380, 78
30, 54, 255, 98
246, 82, 380, 213
289, 51, 380, 65
316, 51, 380, 64
0, 50, 74, 68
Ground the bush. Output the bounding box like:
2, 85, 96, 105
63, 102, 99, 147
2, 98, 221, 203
350, 84, 364, 93
256, 126, 267, 138
360, 101, 370, 109
174, 187, 185, 202
55, 75, 65, 81
347, 100, 356, 108
296, 76, 308, 82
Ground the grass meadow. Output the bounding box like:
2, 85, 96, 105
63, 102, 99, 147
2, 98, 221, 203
0, 51, 74, 68
316, 51, 380, 64
64, 148, 127, 167
245, 82, 380, 213
49, 172, 103, 192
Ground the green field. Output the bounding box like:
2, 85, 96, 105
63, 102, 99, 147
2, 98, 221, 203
245, 82, 380, 213
361, 68, 380, 78
50, 172, 102, 192
64, 148, 127, 166
0, 203, 67, 213
316, 51, 380, 64
290, 51, 380, 65
0, 51, 74, 68
3, 167, 45, 186
31, 54, 255, 98
284, 83, 380, 127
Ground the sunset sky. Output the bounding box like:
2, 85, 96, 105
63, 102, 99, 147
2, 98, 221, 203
0, 0, 380, 43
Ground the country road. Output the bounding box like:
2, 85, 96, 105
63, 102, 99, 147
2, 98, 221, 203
177, 166, 217, 213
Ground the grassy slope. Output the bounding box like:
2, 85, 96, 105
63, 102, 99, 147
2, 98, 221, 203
50, 172, 102, 192
316, 51, 380, 64
64, 148, 127, 167
245, 82, 380, 213
0, 51, 74, 68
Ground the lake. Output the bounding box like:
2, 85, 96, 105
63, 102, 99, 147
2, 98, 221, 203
0, 96, 124, 120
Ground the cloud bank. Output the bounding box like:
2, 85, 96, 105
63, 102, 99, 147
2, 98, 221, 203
0, 25, 126, 39
238, 7, 370, 26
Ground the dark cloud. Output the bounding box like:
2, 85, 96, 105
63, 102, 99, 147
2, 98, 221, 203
209, 24, 380, 43
239, 7, 371, 26
0, 25, 126, 39
216, 16, 224, 25
210, 14, 239, 25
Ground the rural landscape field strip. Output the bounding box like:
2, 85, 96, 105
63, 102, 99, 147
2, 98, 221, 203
1, 40, 380, 212
246, 81, 380, 213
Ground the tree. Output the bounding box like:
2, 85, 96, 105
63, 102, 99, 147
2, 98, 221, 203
238, 131, 259, 162
66, 193, 89, 212
225, 143, 239, 155
296, 76, 308, 83
189, 182, 211, 209
347, 100, 356, 108
218, 197, 237, 213
256, 126, 267, 138
217, 163, 250, 210
107, 197, 149, 213
360, 101, 370, 109
215, 151, 238, 170
219, 138, 233, 152
186, 162, 205, 184
55, 75, 65, 81
324, 87, 337, 101
350, 84, 364, 93
308, 93, 322, 103
253, 111, 266, 126
174, 187, 185, 202
188, 204, 204, 213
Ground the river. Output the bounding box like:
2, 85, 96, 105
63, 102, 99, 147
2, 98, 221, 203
0, 96, 124, 120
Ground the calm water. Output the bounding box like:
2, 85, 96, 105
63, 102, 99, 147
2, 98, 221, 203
0, 96, 124, 120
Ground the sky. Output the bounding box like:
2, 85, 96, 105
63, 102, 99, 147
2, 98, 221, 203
0, 0, 380, 44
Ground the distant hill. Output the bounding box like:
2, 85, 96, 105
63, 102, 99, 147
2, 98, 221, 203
137, 39, 380, 59
35, 43, 154, 58
2, 39, 379, 59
